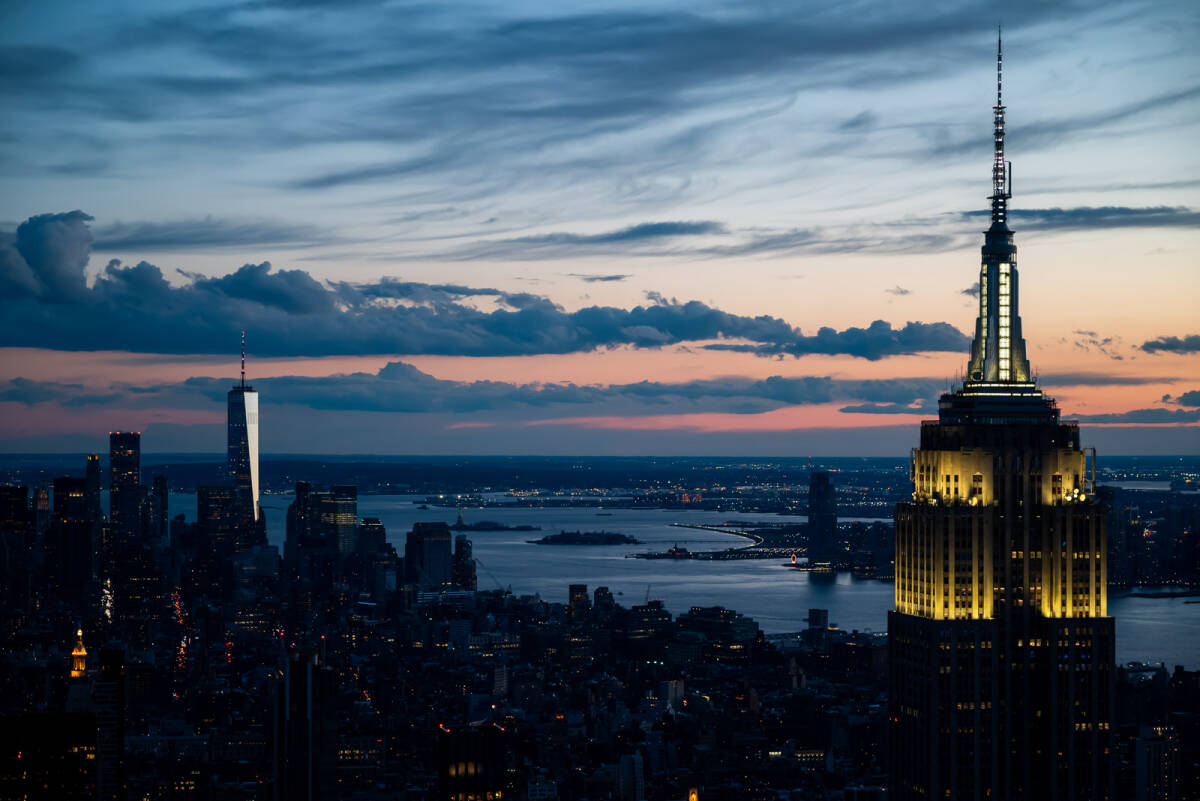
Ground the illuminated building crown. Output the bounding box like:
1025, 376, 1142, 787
962, 28, 1036, 397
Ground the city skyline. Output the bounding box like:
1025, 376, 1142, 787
2, 2, 1198, 456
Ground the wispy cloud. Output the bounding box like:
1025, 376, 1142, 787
570, 274, 631, 283
93, 217, 340, 251
1071, 330, 1124, 361
1072, 408, 1200, 424
963, 206, 1200, 231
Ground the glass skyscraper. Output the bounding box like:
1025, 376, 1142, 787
227, 334, 260, 522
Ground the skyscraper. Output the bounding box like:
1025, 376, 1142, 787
888, 34, 1114, 800
85, 453, 102, 523
227, 332, 260, 523
273, 651, 337, 801
405, 522, 452, 589
808, 471, 837, 564
108, 431, 141, 536
326, 485, 357, 557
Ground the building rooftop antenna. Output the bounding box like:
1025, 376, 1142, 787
990, 24, 1011, 227
240, 330, 247, 388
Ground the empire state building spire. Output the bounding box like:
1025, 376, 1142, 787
964, 27, 1033, 391
991, 26, 1011, 227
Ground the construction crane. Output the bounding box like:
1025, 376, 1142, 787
472, 555, 507, 593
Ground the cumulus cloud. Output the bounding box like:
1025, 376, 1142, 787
0, 211, 971, 359
1141, 334, 1200, 355
1163, 390, 1200, 408
4, 361, 945, 417
704, 320, 970, 361
0, 210, 94, 301
0, 377, 86, 405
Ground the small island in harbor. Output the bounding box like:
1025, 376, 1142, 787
529, 530, 641, 545
451, 519, 540, 532
451, 511, 540, 531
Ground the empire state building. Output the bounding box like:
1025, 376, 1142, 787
888, 34, 1115, 800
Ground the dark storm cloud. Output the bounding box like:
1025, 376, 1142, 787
0, 211, 971, 359
93, 217, 339, 251
7, 360, 945, 417
963, 206, 1200, 231
1141, 335, 1200, 355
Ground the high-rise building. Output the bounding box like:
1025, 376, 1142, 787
52, 476, 88, 521
198, 485, 240, 551
358, 517, 386, 554
48, 477, 96, 604
0, 486, 33, 613
85, 453, 102, 522
34, 482, 50, 535
569, 583, 590, 619
807, 471, 837, 564
108, 431, 141, 535
227, 332, 260, 523
95, 647, 127, 801
326, 485, 357, 557
150, 474, 168, 545
0, 485, 29, 533
273, 651, 337, 801
453, 534, 477, 591
888, 34, 1114, 801
1134, 725, 1180, 801
436, 724, 509, 801
405, 522, 452, 589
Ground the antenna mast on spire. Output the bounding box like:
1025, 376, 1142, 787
240, 330, 246, 387
990, 25, 1011, 226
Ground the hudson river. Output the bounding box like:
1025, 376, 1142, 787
173, 492, 1200, 669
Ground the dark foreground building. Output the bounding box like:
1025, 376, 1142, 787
888, 36, 1115, 800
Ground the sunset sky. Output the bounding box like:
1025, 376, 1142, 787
1, 0, 1198, 455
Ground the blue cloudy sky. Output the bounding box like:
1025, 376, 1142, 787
1, 0, 1198, 454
